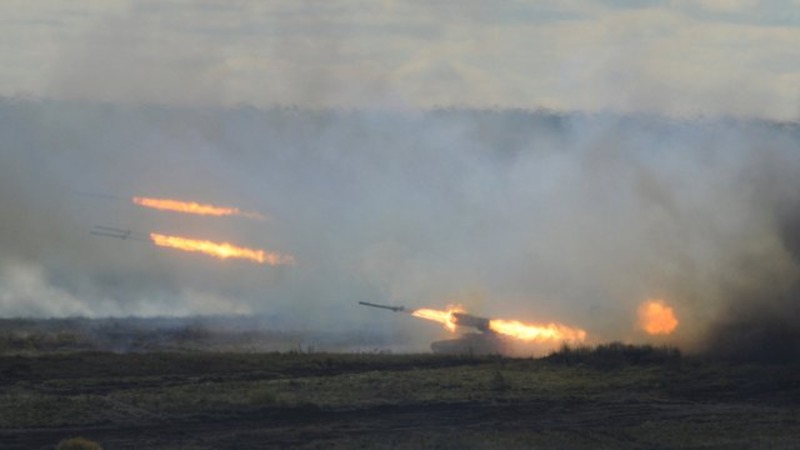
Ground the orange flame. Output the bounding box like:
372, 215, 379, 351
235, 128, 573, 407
488, 319, 587, 343
412, 305, 464, 332
133, 197, 265, 220
411, 305, 587, 344
150, 233, 294, 266
637, 299, 678, 335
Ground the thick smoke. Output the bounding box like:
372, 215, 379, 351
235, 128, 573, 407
704, 186, 800, 362
1, 100, 799, 354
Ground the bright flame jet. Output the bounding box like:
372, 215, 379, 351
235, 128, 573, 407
409, 305, 586, 344
149, 233, 295, 266
133, 197, 265, 220
488, 319, 587, 343
637, 299, 678, 335
411, 305, 466, 332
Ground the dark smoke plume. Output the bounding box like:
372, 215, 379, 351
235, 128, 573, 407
704, 196, 800, 362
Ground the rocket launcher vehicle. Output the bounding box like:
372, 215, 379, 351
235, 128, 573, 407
358, 301, 492, 333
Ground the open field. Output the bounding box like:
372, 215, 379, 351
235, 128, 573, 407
1, 348, 798, 449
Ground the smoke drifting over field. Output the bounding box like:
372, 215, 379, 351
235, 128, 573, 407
705, 194, 800, 362
1, 100, 799, 356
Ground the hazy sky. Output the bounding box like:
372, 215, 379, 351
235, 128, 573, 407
1, 0, 799, 119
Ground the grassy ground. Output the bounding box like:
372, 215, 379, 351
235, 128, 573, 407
1, 349, 798, 449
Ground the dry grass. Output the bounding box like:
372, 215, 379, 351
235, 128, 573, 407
0, 349, 797, 449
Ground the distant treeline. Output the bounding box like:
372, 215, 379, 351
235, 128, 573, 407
0, 316, 404, 354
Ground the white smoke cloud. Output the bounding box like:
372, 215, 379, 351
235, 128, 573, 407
1, 100, 799, 352
0, 264, 92, 317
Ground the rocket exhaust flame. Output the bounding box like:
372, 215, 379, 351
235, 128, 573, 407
149, 233, 295, 266
411, 305, 587, 344
91, 226, 294, 265
133, 196, 266, 220
488, 319, 587, 343
638, 299, 678, 335
412, 306, 465, 332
